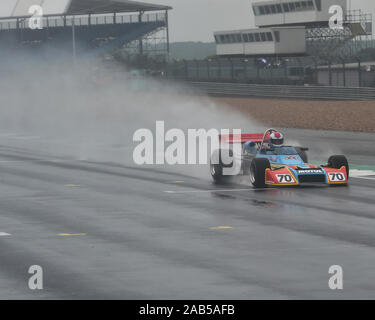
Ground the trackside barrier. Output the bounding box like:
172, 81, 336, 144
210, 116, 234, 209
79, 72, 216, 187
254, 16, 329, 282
189, 82, 375, 100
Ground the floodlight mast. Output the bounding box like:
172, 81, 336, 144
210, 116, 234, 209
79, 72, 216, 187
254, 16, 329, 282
72, 16, 76, 63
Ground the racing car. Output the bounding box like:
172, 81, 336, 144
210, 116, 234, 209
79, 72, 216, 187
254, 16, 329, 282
210, 128, 349, 188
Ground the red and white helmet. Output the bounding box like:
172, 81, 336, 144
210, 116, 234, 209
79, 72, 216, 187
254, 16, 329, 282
269, 131, 284, 146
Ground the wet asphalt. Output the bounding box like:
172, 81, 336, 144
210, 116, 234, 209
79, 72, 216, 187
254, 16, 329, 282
0, 129, 374, 299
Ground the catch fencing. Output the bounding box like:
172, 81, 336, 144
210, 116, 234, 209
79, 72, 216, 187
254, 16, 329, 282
167, 57, 375, 88
189, 82, 375, 100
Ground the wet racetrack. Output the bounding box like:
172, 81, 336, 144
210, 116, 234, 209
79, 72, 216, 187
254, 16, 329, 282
0, 129, 375, 299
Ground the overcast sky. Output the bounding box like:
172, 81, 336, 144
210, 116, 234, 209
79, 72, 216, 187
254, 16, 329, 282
148, 0, 375, 42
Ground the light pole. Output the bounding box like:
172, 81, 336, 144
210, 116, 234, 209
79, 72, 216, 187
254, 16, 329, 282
72, 16, 76, 63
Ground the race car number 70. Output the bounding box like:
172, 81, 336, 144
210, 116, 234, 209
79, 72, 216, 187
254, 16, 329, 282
276, 174, 293, 183
329, 172, 345, 182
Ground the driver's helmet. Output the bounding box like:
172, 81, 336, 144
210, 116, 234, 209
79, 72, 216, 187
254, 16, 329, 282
269, 131, 284, 147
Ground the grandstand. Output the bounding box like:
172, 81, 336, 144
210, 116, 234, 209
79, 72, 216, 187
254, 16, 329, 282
0, 0, 172, 58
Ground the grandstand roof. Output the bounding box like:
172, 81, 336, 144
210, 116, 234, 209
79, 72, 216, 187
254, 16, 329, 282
68, 0, 171, 14
0, 0, 171, 19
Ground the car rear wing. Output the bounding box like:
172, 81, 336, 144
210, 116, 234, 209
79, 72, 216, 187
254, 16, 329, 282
219, 133, 269, 144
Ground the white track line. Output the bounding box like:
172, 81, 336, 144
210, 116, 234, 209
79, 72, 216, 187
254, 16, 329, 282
0, 232, 11, 236
0, 159, 83, 164
352, 176, 375, 181
350, 169, 375, 181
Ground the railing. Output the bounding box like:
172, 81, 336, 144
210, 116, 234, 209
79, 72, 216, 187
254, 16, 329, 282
189, 82, 375, 100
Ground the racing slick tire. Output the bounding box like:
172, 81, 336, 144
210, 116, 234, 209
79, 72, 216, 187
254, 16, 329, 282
328, 155, 349, 180
250, 158, 271, 188
210, 163, 225, 183
210, 149, 234, 184
295, 147, 308, 163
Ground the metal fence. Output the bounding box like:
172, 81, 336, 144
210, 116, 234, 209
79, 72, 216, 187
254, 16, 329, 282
189, 82, 375, 100
167, 57, 309, 85
166, 57, 375, 88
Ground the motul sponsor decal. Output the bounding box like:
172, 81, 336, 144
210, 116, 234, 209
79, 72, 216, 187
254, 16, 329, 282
296, 169, 323, 174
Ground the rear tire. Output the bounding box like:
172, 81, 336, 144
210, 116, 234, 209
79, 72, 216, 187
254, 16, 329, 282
210, 163, 225, 183
328, 155, 349, 180
210, 149, 234, 184
250, 158, 271, 188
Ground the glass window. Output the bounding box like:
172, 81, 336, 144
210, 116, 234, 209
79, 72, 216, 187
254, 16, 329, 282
274, 31, 280, 42
270, 5, 277, 14
301, 1, 307, 9
307, 0, 314, 9
259, 6, 265, 15
253, 6, 260, 16
220, 35, 225, 43
289, 2, 296, 11
225, 34, 231, 43
283, 3, 290, 12
254, 33, 261, 42
276, 4, 282, 13
236, 34, 242, 42
248, 33, 254, 42
315, 0, 321, 11
243, 34, 249, 42
295, 2, 302, 11
264, 5, 271, 14
266, 32, 273, 41
214, 35, 219, 43
260, 32, 267, 41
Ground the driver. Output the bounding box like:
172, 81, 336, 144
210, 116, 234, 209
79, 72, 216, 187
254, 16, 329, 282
268, 131, 284, 148
244, 131, 284, 155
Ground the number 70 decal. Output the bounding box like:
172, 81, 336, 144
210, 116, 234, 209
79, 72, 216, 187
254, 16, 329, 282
276, 174, 294, 183
328, 172, 345, 182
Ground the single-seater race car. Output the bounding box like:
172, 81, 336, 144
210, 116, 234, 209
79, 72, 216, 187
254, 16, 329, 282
210, 128, 349, 188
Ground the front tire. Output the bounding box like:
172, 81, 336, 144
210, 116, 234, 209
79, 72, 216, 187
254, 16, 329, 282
250, 158, 271, 188
328, 155, 349, 179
